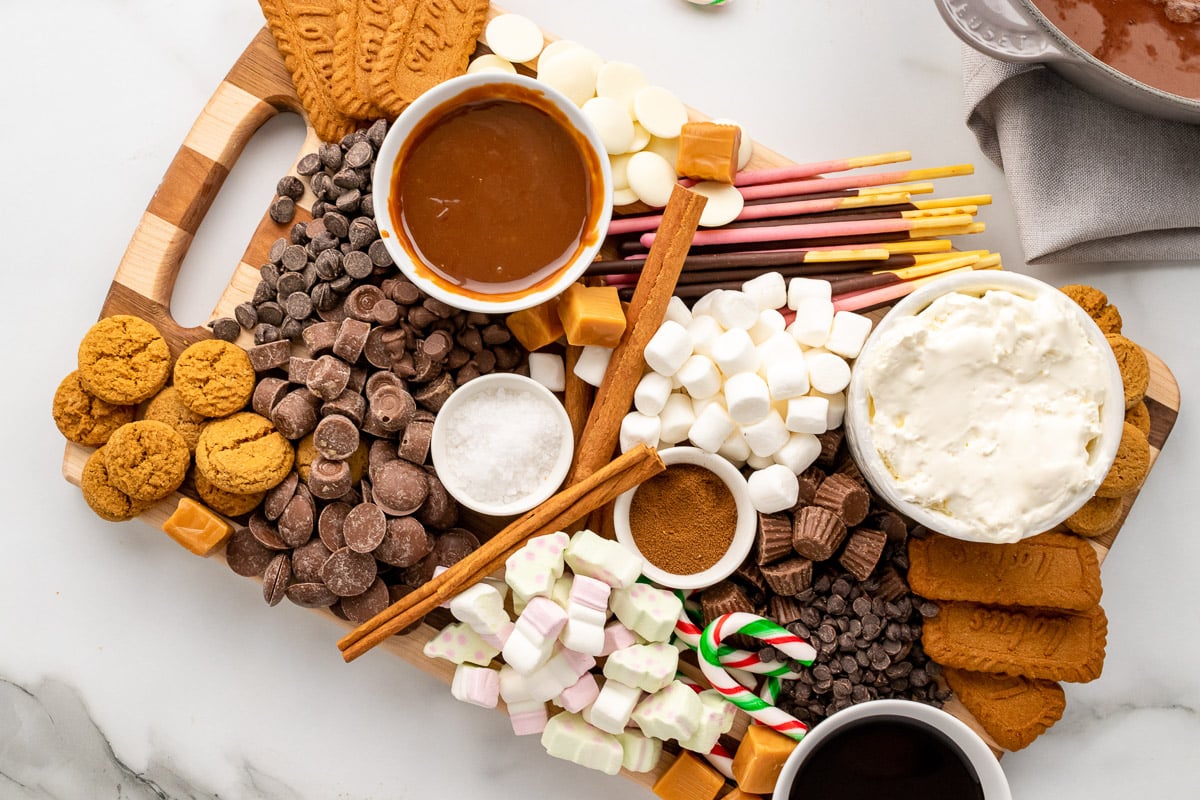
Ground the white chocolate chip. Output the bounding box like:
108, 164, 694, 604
484, 14, 545, 63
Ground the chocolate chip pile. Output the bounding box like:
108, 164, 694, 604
697, 429, 949, 726
220, 120, 528, 624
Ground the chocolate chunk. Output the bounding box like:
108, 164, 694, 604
247, 340, 291, 372
343, 502, 388, 553
271, 389, 319, 440
759, 557, 814, 596
340, 578, 390, 624
306, 355, 352, 401
309, 456, 353, 500
422, 330, 453, 361
321, 547, 378, 597
346, 285, 386, 322
225, 528, 275, 577
333, 317, 371, 362
313, 414, 360, 460
321, 390, 367, 426
263, 553, 292, 606
252, 374, 290, 417
371, 459, 429, 516
364, 371, 406, 399
292, 538, 333, 583
792, 505, 848, 561
812, 474, 870, 526
412, 373, 456, 413
756, 512, 793, 566
302, 320, 340, 355
286, 582, 338, 608
397, 418, 433, 464
318, 501, 352, 551
374, 516, 431, 567
367, 384, 416, 433
416, 473, 458, 529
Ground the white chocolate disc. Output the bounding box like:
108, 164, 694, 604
596, 61, 648, 115
643, 136, 680, 167
583, 97, 635, 155
467, 54, 517, 75
626, 122, 652, 154
691, 181, 746, 227
537, 39, 581, 69
613, 187, 640, 207
627, 151, 678, 208
633, 86, 688, 139
484, 14, 544, 63
537, 47, 601, 107
711, 118, 753, 170
610, 153, 634, 190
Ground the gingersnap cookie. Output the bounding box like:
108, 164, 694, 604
173, 339, 256, 417
77, 315, 171, 405
196, 412, 295, 495
103, 420, 191, 502
52, 371, 136, 446
922, 601, 1107, 683
942, 668, 1065, 752
143, 386, 208, 453
194, 468, 266, 517
1063, 495, 1124, 538
1106, 333, 1149, 409
80, 446, 152, 522
332, 0, 396, 118
1059, 283, 1123, 334
1096, 421, 1150, 499
1125, 400, 1151, 438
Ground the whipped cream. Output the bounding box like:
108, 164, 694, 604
862, 288, 1109, 542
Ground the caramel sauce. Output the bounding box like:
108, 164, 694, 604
1031, 0, 1200, 98
390, 83, 605, 302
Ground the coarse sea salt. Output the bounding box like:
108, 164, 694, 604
440, 385, 566, 506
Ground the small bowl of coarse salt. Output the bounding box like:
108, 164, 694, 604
430, 373, 575, 517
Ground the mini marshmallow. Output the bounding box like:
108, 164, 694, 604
787, 277, 833, 310
676, 354, 722, 399
711, 290, 760, 330
603, 642, 679, 694
812, 389, 847, 429
561, 605, 608, 655
724, 372, 772, 425
550, 575, 575, 609
687, 401, 736, 452
711, 328, 759, 376
507, 698, 550, 736
569, 574, 612, 611
686, 314, 724, 357
746, 453, 776, 470
807, 351, 852, 394
741, 410, 789, 458
609, 583, 683, 643
690, 289, 723, 318
586, 678, 643, 734
619, 411, 662, 453
423, 622, 500, 666
634, 371, 673, 416
503, 596, 569, 674
574, 345, 613, 387
775, 431, 822, 474
524, 648, 597, 703
825, 310, 873, 359
748, 308, 787, 344
690, 392, 726, 417
556, 672, 601, 713
630, 680, 703, 742
747, 463, 801, 513
504, 531, 569, 599
500, 664, 536, 703
789, 298, 835, 348
479, 621, 515, 651
717, 429, 752, 464
542, 711, 624, 775
765, 353, 810, 401
757, 329, 802, 368
451, 663, 501, 709
785, 395, 830, 434
599, 621, 639, 656
528, 352, 566, 392
644, 320, 693, 376
677, 689, 736, 753
565, 529, 642, 589
663, 295, 693, 327
617, 728, 664, 773
450, 582, 510, 637
742, 271, 788, 311
658, 392, 697, 444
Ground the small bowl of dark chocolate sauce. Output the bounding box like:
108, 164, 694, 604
774, 699, 1011, 800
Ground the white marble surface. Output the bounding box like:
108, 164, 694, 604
2, 1, 1197, 798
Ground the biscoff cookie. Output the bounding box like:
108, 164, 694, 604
922, 602, 1108, 683
143, 386, 208, 453
52, 371, 136, 446
80, 446, 152, 522
1125, 400, 1151, 437
1096, 421, 1150, 498
196, 412, 295, 495
1063, 495, 1124, 538
332, 0, 397, 118
194, 468, 266, 517
104, 420, 191, 502
1106, 333, 1149, 409
942, 668, 1066, 752
1060, 284, 1122, 334
173, 339, 256, 417
77, 315, 171, 405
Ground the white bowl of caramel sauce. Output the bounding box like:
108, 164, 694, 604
373, 73, 613, 314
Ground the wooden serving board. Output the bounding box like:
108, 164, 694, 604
61, 18, 1181, 791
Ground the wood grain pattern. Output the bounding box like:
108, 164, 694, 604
60, 18, 1183, 792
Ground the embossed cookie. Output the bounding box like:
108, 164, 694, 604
173, 339, 256, 417
104, 420, 191, 503
143, 386, 208, 453
1106, 333, 1149, 409
196, 412, 295, 495
52, 371, 136, 446
194, 468, 266, 517
922, 601, 1108, 683
942, 668, 1066, 752
1063, 495, 1124, 538
1096, 421, 1150, 499
332, 0, 398, 118
80, 445, 152, 522
77, 315, 171, 405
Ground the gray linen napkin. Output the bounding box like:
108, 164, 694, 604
961, 46, 1200, 264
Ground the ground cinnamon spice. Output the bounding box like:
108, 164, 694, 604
629, 463, 737, 575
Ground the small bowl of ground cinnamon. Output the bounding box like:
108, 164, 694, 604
612, 446, 756, 591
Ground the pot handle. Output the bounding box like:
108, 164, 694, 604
933, 0, 1069, 64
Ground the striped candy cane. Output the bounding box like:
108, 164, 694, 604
673, 594, 757, 688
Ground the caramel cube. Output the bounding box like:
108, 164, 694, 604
720, 791, 763, 800
506, 299, 564, 351
653, 752, 726, 800
557, 283, 627, 348
677, 122, 742, 184
162, 496, 234, 556
730, 725, 798, 795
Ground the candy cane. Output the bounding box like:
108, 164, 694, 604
672, 594, 757, 688
699, 612, 815, 741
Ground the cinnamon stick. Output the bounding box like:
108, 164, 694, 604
563, 344, 591, 446
337, 444, 665, 662
566, 184, 707, 486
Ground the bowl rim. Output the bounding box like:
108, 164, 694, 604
429, 372, 575, 517
371, 72, 614, 315
611, 446, 757, 591
844, 271, 1126, 544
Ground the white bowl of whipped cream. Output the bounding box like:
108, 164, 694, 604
845, 271, 1125, 544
